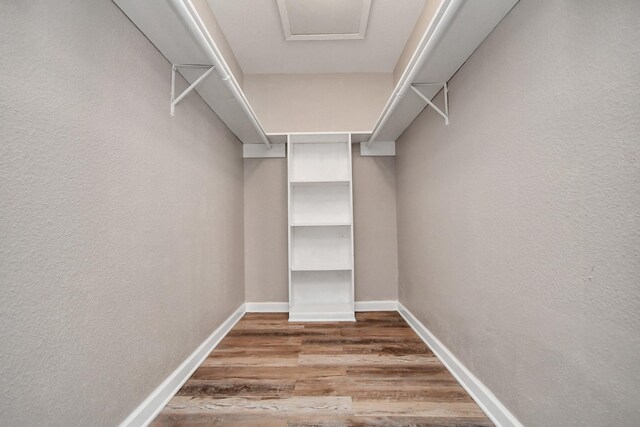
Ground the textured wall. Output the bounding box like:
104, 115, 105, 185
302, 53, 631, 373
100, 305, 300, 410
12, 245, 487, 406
396, 0, 640, 425
244, 158, 289, 302
244, 145, 398, 303
243, 73, 393, 133
0, 1, 244, 425
352, 145, 398, 301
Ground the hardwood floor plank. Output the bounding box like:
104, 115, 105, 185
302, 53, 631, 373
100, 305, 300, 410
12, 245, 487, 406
212, 345, 303, 356
202, 355, 299, 367
339, 326, 419, 337
302, 336, 424, 346
299, 344, 345, 355
345, 366, 457, 382
191, 366, 347, 381
217, 336, 303, 347
298, 354, 440, 367
352, 400, 487, 418
342, 343, 434, 355
162, 396, 353, 416
227, 329, 329, 337
287, 416, 493, 427
177, 380, 295, 398
294, 380, 473, 401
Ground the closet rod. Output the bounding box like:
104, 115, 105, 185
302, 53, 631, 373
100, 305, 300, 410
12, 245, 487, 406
170, 0, 271, 148
366, 0, 464, 147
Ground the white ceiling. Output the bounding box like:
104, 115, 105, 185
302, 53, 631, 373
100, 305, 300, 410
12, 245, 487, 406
206, 0, 426, 74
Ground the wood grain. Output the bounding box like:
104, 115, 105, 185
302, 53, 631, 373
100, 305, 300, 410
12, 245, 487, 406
151, 312, 493, 426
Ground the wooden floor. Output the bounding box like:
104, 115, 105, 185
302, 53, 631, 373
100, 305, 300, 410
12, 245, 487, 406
152, 312, 493, 426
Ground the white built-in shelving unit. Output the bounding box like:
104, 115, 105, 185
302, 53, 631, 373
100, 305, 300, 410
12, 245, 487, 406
287, 133, 355, 322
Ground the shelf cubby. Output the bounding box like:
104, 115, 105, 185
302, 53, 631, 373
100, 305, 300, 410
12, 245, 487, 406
290, 181, 351, 226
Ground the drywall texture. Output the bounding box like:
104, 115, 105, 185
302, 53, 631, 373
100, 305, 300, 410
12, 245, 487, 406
244, 146, 398, 303
351, 144, 398, 301
244, 73, 393, 133
396, 1, 640, 426
244, 158, 289, 302
0, 1, 244, 426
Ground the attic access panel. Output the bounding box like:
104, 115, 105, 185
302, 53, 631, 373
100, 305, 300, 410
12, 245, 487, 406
277, 0, 372, 41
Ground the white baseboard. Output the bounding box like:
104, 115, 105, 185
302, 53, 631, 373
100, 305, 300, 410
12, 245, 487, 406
245, 302, 289, 312
397, 302, 523, 427
245, 301, 399, 313
119, 304, 246, 427
288, 312, 356, 322
354, 300, 398, 311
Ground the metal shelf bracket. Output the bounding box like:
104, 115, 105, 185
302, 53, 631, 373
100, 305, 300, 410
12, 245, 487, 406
411, 82, 449, 125
171, 64, 215, 116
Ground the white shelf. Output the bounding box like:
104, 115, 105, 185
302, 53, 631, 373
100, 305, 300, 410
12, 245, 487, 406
290, 179, 351, 185
291, 222, 352, 227
290, 263, 352, 272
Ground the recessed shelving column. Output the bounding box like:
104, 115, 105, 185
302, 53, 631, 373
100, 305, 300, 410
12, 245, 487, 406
287, 133, 355, 322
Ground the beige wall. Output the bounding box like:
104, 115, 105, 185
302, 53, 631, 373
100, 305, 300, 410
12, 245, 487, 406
243, 73, 393, 133
395, 0, 640, 425
244, 145, 398, 303
393, 0, 442, 85
352, 145, 398, 301
244, 158, 289, 302
0, 2, 244, 425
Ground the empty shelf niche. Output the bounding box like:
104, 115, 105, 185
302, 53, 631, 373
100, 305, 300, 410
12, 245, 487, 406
290, 225, 352, 271
290, 270, 353, 321
291, 181, 351, 226
289, 134, 350, 182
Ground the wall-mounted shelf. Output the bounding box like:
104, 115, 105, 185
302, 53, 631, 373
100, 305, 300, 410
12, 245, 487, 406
291, 222, 352, 227
367, 0, 519, 147
113, 0, 278, 147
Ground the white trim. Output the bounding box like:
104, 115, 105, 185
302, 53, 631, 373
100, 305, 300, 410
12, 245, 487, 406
265, 132, 373, 145
243, 143, 286, 158
245, 302, 289, 312
289, 311, 356, 322
277, 0, 371, 41
245, 301, 398, 313
269, 131, 372, 136
118, 304, 246, 427
359, 141, 395, 157
397, 302, 523, 427
354, 300, 398, 311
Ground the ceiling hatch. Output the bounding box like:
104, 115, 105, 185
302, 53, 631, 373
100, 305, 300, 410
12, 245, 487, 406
277, 0, 372, 41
